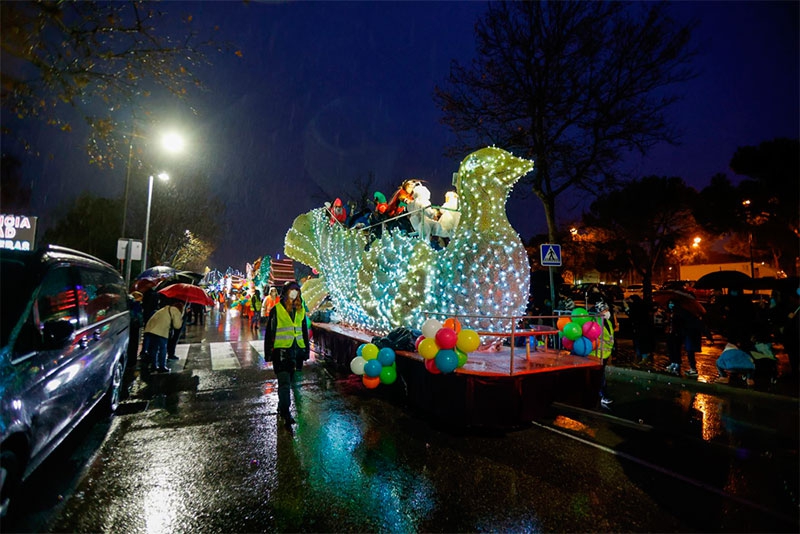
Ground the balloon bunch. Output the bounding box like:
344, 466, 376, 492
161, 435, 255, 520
350, 343, 397, 389
415, 317, 480, 374
556, 307, 601, 357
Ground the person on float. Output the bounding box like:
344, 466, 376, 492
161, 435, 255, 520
364, 191, 389, 246
384, 179, 418, 233
372, 191, 388, 216
408, 183, 437, 241
432, 190, 461, 248
327, 197, 348, 226
264, 280, 310, 430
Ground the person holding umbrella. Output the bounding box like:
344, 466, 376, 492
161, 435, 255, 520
142, 299, 185, 373
664, 298, 703, 377
155, 283, 213, 361
264, 280, 310, 430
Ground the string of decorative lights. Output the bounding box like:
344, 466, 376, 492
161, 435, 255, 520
285, 146, 534, 334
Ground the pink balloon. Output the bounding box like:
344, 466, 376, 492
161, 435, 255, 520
561, 337, 574, 350
582, 321, 602, 342
435, 327, 458, 350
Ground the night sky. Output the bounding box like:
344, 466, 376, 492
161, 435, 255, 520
8, 1, 799, 270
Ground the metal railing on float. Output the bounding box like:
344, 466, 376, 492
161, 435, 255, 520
423, 311, 610, 376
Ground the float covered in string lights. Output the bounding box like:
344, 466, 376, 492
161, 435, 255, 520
284, 146, 534, 334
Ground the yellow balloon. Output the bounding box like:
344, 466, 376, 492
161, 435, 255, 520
456, 329, 480, 353
362, 343, 379, 360
418, 338, 440, 360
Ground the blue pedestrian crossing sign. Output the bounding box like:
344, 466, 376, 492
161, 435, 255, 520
540, 243, 562, 267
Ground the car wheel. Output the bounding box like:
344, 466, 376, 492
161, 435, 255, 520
106, 357, 124, 413
0, 449, 22, 517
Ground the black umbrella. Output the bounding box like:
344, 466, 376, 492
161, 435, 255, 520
747, 276, 799, 293
694, 270, 751, 290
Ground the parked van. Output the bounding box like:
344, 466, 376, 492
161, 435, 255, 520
0, 245, 130, 516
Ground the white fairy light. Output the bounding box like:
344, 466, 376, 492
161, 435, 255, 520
284, 146, 534, 334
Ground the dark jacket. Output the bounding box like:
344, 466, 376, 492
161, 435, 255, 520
264, 301, 310, 372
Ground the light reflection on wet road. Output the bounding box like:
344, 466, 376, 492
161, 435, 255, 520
5, 308, 798, 533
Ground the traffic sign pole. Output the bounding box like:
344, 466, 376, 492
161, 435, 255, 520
540, 243, 563, 317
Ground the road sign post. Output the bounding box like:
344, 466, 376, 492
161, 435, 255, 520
540, 244, 562, 314
117, 238, 143, 288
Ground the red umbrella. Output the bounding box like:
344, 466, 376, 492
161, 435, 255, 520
159, 283, 214, 306
652, 289, 706, 317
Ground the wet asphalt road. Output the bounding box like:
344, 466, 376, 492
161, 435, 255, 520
4, 308, 799, 533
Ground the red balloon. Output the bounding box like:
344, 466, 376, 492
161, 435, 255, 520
435, 327, 458, 350
424, 358, 442, 374
561, 337, 574, 350
415, 335, 426, 351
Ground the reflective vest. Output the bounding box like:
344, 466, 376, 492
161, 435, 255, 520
274, 302, 306, 348
594, 317, 615, 360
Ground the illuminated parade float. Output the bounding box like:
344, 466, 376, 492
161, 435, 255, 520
285, 147, 602, 428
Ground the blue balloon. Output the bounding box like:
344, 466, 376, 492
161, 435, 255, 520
435, 349, 458, 374
356, 343, 365, 357
572, 336, 593, 357
364, 359, 383, 378
377, 347, 396, 366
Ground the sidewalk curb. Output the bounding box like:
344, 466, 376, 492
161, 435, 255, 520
607, 365, 800, 405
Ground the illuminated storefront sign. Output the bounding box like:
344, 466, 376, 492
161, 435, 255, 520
1, 214, 38, 251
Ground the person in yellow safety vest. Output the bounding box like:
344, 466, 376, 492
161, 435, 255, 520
250, 288, 262, 332
264, 280, 309, 430
590, 299, 615, 409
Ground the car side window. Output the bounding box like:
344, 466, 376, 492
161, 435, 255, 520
80, 268, 126, 325
35, 267, 80, 328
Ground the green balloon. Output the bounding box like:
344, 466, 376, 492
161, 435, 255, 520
571, 307, 590, 325
563, 321, 583, 341
455, 347, 468, 367
379, 364, 397, 384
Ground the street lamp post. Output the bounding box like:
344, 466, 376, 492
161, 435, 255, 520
118, 127, 185, 279
742, 200, 755, 277
142, 172, 169, 271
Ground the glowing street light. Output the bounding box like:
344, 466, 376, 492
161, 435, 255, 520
142, 172, 170, 271
120, 127, 185, 286
161, 131, 186, 153
121, 127, 185, 239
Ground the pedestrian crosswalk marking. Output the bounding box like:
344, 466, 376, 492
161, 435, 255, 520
249, 340, 266, 359
210, 342, 242, 370
174, 344, 190, 368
